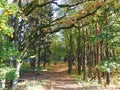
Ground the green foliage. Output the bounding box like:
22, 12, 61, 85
0, 0, 18, 35
50, 34, 67, 61
0, 0, 19, 64
6, 69, 16, 80
73, 73, 83, 81
0, 68, 8, 80
0, 0, 19, 83
88, 35, 97, 44
96, 55, 120, 73
0, 68, 16, 80
0, 39, 19, 61
0, 0, 119, 86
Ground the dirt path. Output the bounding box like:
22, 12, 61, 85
17, 62, 120, 90
42, 62, 82, 90
17, 62, 82, 90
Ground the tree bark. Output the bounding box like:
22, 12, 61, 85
77, 24, 81, 74
96, 23, 101, 84
105, 12, 110, 85
36, 42, 41, 75
68, 29, 73, 74
82, 28, 86, 80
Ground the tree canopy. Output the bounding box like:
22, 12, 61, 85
0, 0, 120, 89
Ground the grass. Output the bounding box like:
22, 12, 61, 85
72, 67, 120, 88
17, 79, 48, 90
72, 73, 100, 87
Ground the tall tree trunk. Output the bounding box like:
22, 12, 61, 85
105, 12, 110, 85
88, 44, 92, 78
106, 42, 110, 85
77, 24, 81, 74
43, 43, 46, 67
12, 61, 21, 90
82, 28, 86, 80
36, 42, 41, 75
42, 37, 47, 67
96, 23, 101, 84
68, 29, 73, 74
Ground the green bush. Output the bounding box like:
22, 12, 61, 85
0, 68, 17, 81
6, 69, 16, 80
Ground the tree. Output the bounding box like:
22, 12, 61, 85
0, 0, 19, 89
0, 0, 119, 88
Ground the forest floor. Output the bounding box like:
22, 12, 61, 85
16, 61, 120, 90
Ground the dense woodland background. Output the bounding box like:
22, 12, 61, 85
0, 0, 120, 89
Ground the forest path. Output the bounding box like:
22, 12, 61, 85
17, 61, 120, 90
17, 61, 82, 90
42, 62, 82, 90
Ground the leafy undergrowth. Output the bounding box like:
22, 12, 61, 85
110, 69, 120, 85
72, 68, 120, 89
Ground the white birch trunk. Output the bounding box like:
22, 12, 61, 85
0, 78, 6, 89
12, 61, 21, 90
